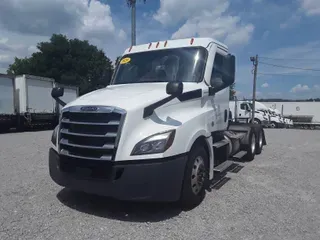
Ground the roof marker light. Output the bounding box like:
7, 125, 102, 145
148, 43, 152, 49
156, 42, 160, 48
190, 38, 194, 45
164, 41, 168, 47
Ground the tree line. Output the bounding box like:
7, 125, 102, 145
7, 34, 114, 96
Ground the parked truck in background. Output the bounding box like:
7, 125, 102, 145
0, 74, 16, 131
49, 37, 267, 209
261, 101, 320, 130
229, 100, 269, 127
0, 74, 79, 132
15, 74, 57, 130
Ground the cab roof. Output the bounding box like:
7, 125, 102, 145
123, 37, 228, 55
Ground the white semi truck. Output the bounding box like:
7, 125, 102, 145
49, 37, 267, 209
229, 100, 269, 127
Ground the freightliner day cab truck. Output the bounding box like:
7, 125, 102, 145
49, 37, 267, 209
229, 100, 269, 127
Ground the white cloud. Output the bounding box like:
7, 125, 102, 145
280, 14, 301, 29
299, 0, 320, 16
290, 84, 310, 93
0, 0, 128, 73
262, 30, 270, 39
153, 0, 254, 47
261, 83, 269, 88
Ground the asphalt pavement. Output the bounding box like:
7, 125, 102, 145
0, 129, 319, 240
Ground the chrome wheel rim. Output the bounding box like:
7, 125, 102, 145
191, 156, 205, 195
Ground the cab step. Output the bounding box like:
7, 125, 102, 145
231, 150, 247, 160
213, 160, 234, 173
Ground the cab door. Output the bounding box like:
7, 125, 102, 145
206, 50, 235, 132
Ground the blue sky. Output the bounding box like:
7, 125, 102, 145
0, 0, 320, 99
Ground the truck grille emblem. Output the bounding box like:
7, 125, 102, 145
80, 106, 98, 111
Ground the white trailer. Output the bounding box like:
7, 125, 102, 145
260, 101, 320, 130
0, 74, 17, 131
14, 74, 57, 129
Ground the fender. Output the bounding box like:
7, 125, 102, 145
185, 129, 214, 180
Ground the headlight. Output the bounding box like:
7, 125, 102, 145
131, 130, 175, 155
51, 125, 59, 146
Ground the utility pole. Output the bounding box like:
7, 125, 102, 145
250, 55, 258, 123
131, 0, 136, 46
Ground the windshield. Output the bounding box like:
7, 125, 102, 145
112, 47, 207, 84
247, 103, 253, 111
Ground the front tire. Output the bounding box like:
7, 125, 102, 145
270, 122, 277, 128
180, 144, 209, 210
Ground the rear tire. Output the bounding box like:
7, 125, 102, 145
180, 144, 209, 210
255, 129, 264, 155
245, 131, 256, 161
252, 118, 261, 125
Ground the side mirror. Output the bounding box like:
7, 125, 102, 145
209, 73, 225, 95
210, 73, 224, 89
166, 82, 183, 97
51, 87, 64, 98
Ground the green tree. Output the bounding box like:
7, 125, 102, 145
7, 34, 113, 95
229, 83, 236, 100
126, 0, 147, 45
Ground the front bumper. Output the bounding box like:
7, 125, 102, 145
49, 148, 188, 202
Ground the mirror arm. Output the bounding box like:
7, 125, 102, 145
208, 87, 215, 96
53, 97, 66, 107
208, 84, 226, 96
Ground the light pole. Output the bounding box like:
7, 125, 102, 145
250, 55, 258, 123
131, 0, 136, 46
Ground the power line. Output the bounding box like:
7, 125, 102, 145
258, 72, 320, 77
259, 56, 320, 61
259, 61, 320, 72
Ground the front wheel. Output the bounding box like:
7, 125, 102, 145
270, 122, 277, 128
180, 144, 209, 210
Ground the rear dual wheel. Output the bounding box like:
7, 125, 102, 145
245, 128, 264, 161
255, 129, 264, 154
245, 131, 256, 161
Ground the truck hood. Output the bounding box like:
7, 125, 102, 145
65, 82, 200, 111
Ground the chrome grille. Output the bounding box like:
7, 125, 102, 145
58, 106, 126, 161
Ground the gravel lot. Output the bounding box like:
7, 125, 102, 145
1, 129, 320, 240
